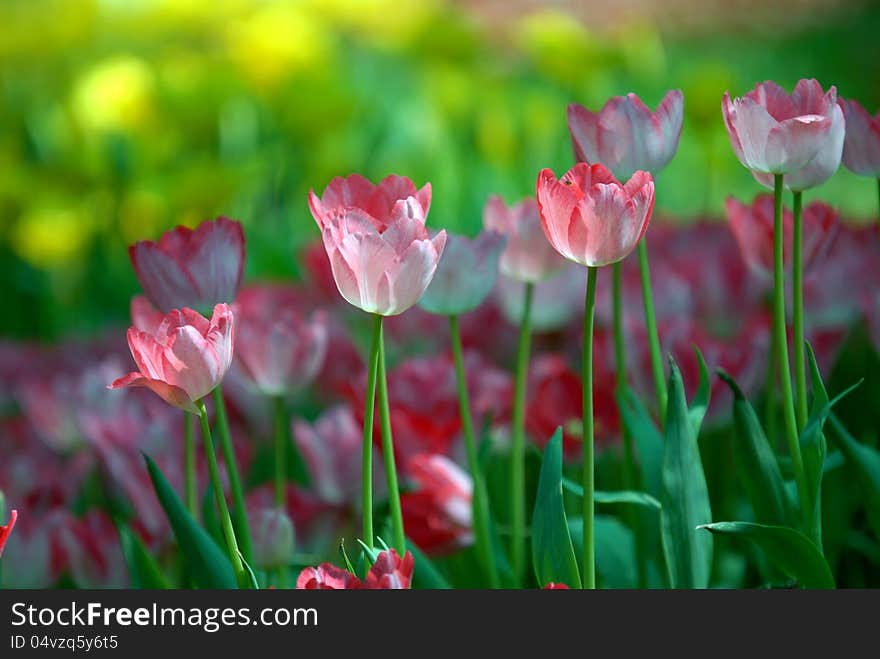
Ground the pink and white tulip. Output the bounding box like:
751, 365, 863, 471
536, 163, 654, 267
722, 79, 838, 175
109, 304, 235, 414
567, 90, 684, 178
309, 174, 446, 316
839, 98, 880, 177
129, 217, 245, 313
483, 195, 567, 282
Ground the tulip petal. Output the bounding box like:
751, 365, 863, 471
108, 373, 198, 414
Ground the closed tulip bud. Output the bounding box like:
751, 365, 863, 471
251, 508, 295, 570
419, 231, 506, 316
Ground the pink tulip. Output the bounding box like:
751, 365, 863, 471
129, 216, 245, 313
0, 509, 17, 558
109, 304, 235, 414
363, 548, 415, 589
722, 79, 838, 175
296, 563, 364, 590
725, 194, 839, 279
130, 295, 164, 334
309, 174, 446, 316
839, 98, 880, 177
536, 162, 654, 267
567, 90, 684, 179
483, 195, 567, 282
234, 284, 327, 396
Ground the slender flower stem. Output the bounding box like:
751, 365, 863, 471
272, 396, 287, 509
197, 401, 247, 587
361, 314, 383, 551
772, 174, 809, 522
582, 266, 598, 590
211, 386, 253, 564
449, 315, 500, 588
764, 328, 779, 449
792, 191, 808, 429
184, 412, 198, 518
377, 325, 406, 554
510, 281, 534, 583
637, 240, 667, 424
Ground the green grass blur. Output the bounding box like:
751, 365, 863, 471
1, 0, 878, 340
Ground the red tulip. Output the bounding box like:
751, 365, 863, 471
129, 217, 245, 313
839, 98, 880, 177
543, 582, 569, 589
536, 163, 654, 267
296, 563, 364, 590
483, 195, 567, 282
309, 174, 446, 316
567, 90, 684, 179
363, 549, 415, 589
234, 284, 327, 396
725, 194, 838, 279
0, 509, 17, 558
401, 454, 473, 556
109, 304, 235, 414
722, 79, 838, 175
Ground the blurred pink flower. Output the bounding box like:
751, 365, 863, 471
309, 174, 446, 316
0, 509, 17, 558
109, 304, 235, 414
725, 194, 839, 279
251, 508, 295, 570
483, 195, 567, 283
234, 284, 327, 396
130, 295, 164, 334
839, 98, 880, 177
129, 217, 245, 313
536, 163, 654, 267
722, 79, 837, 175
401, 454, 473, 556
567, 90, 684, 178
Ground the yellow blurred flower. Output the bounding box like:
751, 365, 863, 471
310, 0, 438, 50
12, 205, 92, 268
71, 55, 156, 134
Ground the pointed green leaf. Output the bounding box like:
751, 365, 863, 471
569, 515, 638, 588
660, 357, 713, 589
698, 522, 834, 589
689, 346, 711, 435
829, 414, 880, 540
144, 454, 237, 589
718, 369, 794, 527
117, 524, 170, 589
531, 428, 581, 589
561, 479, 661, 510
617, 386, 663, 497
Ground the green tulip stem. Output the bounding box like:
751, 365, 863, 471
361, 314, 383, 552
582, 266, 598, 590
377, 323, 407, 554
792, 191, 808, 429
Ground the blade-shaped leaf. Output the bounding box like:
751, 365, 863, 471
117, 524, 170, 589
718, 369, 794, 527
829, 414, 880, 540
531, 428, 581, 589
660, 357, 713, 589
617, 386, 663, 497
144, 454, 237, 589
407, 539, 452, 589
570, 515, 638, 588
698, 522, 834, 589
561, 479, 661, 510
689, 346, 711, 435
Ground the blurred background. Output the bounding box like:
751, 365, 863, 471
1, 0, 879, 341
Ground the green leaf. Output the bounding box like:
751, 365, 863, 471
117, 524, 170, 589
689, 346, 711, 436
829, 414, 880, 540
240, 554, 260, 590
531, 428, 581, 589
570, 516, 638, 588
617, 385, 663, 497
698, 522, 835, 589
561, 479, 661, 510
660, 357, 713, 589
339, 539, 357, 575
407, 539, 452, 589
718, 369, 794, 527
144, 454, 237, 589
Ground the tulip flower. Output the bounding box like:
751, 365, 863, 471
129, 217, 245, 314
536, 161, 655, 590
309, 173, 444, 557
839, 98, 880, 177
296, 563, 364, 590
419, 231, 506, 316
567, 90, 684, 180
725, 194, 838, 279
251, 508, 295, 570
295, 549, 414, 589
0, 509, 17, 559
543, 582, 570, 590
482, 195, 566, 283
130, 295, 164, 334
109, 304, 234, 414
401, 454, 473, 556
722, 80, 837, 175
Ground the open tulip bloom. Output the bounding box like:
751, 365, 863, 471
309, 173, 447, 556
536, 161, 655, 588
